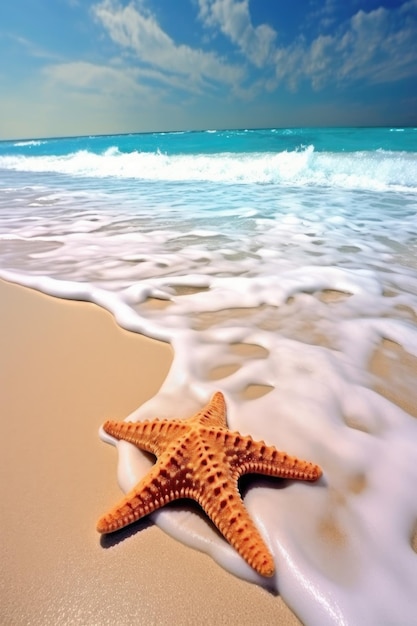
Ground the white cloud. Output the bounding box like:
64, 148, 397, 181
92, 0, 243, 91
197, 0, 276, 67
196, 1, 416, 92
42, 61, 147, 97
45, 58, 211, 100
339, 5, 417, 83
273, 2, 417, 90
76, 0, 416, 110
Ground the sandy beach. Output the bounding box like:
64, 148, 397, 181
0, 279, 300, 625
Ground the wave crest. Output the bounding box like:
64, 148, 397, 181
0, 146, 416, 191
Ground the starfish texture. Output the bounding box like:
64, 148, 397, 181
97, 391, 322, 577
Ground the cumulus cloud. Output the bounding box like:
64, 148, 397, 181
197, 0, 277, 67
274, 2, 417, 90
196, 0, 417, 92
92, 0, 243, 91
36, 0, 417, 123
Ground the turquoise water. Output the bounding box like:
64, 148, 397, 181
0, 126, 416, 285
1, 127, 417, 624
1, 126, 416, 156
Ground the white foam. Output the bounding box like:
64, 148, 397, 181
1, 146, 416, 191
13, 140, 46, 147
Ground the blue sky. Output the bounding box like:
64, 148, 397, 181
1, 0, 416, 138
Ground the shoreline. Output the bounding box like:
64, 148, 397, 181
0, 279, 300, 625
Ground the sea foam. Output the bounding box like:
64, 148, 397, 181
1, 146, 416, 191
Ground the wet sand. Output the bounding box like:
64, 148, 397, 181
0, 279, 300, 625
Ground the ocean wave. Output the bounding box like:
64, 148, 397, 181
0, 146, 416, 191
13, 140, 46, 147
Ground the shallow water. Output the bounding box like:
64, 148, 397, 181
1, 128, 417, 624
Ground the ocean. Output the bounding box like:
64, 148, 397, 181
1, 127, 417, 624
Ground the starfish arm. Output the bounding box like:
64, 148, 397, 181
194, 391, 228, 429
228, 436, 322, 482
102, 418, 189, 456
97, 455, 190, 534
196, 480, 275, 577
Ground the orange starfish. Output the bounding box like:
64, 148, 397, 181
97, 391, 322, 577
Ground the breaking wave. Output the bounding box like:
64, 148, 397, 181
1, 146, 416, 192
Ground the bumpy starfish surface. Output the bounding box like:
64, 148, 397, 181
97, 391, 322, 577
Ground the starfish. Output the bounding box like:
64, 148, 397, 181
97, 391, 322, 577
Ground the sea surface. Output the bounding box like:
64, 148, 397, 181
1, 127, 417, 624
